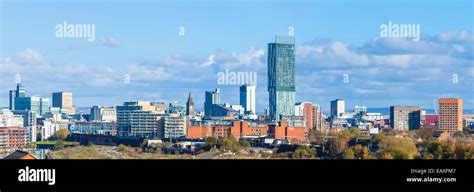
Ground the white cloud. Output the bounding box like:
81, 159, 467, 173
13, 49, 43, 65
330, 42, 369, 66
101, 36, 120, 47
200, 54, 215, 67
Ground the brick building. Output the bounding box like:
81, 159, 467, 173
0, 127, 28, 148
187, 121, 307, 143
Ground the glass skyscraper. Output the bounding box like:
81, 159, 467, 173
204, 88, 221, 117
268, 35, 296, 121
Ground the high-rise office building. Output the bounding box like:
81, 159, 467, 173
8, 83, 27, 111
15, 97, 40, 116
40, 98, 50, 116
268, 35, 296, 121
186, 92, 194, 116
240, 84, 256, 115
438, 98, 463, 133
16, 83, 26, 97
204, 88, 221, 117
9, 90, 16, 110
330, 99, 345, 118
116, 101, 163, 138
90, 106, 117, 122
52, 92, 75, 114
389, 106, 421, 131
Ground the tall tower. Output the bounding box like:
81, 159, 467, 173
438, 98, 463, 133
16, 83, 26, 97
240, 84, 256, 114
186, 92, 194, 116
330, 99, 345, 118
204, 88, 220, 117
268, 35, 296, 121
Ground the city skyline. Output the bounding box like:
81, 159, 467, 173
0, 0, 473, 112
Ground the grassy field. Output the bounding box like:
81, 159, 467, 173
48, 145, 195, 159
35, 141, 78, 145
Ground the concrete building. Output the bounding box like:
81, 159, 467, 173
116, 101, 163, 138
163, 113, 187, 139
240, 84, 256, 115
330, 99, 345, 118
13, 110, 37, 143
52, 92, 75, 114
390, 106, 421, 131
0, 109, 24, 127
90, 106, 117, 122
39, 119, 68, 141
69, 121, 116, 135
438, 98, 463, 133
151, 102, 167, 115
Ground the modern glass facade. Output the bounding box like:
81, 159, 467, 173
15, 97, 40, 115
268, 35, 296, 121
168, 101, 187, 116
204, 88, 220, 117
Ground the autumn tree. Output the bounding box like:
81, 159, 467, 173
377, 135, 419, 159
292, 145, 316, 159
342, 148, 355, 159
354, 144, 370, 159
52, 128, 69, 140
328, 130, 352, 158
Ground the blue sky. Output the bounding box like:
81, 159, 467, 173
1, 0, 473, 113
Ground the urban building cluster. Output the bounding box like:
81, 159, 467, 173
1, 35, 472, 152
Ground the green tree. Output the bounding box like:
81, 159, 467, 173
427, 142, 443, 159
455, 141, 472, 159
